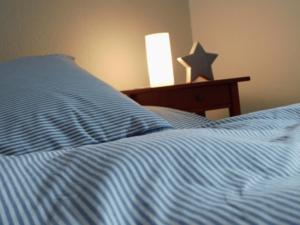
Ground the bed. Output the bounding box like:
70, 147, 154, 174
1, 55, 300, 225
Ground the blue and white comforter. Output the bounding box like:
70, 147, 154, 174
1, 104, 300, 225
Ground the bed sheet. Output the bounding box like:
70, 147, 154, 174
145, 106, 213, 129
1, 104, 300, 225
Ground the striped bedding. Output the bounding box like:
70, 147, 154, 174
1, 103, 300, 225
0, 55, 171, 156
146, 106, 213, 129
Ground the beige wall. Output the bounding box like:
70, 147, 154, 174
0, 0, 192, 90
189, 0, 300, 114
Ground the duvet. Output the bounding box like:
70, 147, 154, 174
1, 103, 300, 225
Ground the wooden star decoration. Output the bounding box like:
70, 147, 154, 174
178, 42, 218, 82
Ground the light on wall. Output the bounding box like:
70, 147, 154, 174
145, 33, 175, 87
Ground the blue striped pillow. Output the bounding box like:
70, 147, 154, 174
0, 55, 172, 155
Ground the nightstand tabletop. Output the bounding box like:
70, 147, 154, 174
122, 76, 250, 117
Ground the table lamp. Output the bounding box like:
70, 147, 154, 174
145, 32, 175, 87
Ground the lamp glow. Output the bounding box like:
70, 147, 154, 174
145, 33, 174, 87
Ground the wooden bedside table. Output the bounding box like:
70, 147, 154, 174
122, 76, 250, 117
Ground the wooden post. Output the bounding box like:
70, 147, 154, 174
229, 83, 241, 116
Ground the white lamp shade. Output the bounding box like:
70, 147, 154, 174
145, 33, 175, 87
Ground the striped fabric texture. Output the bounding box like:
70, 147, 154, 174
213, 103, 300, 131
146, 106, 213, 129
1, 103, 300, 225
0, 55, 171, 156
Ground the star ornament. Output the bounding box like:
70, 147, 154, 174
178, 42, 218, 82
